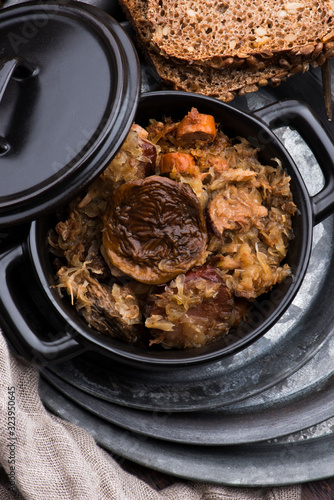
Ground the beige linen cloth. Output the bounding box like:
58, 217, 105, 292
0, 329, 301, 500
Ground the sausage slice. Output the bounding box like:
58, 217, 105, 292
160, 152, 200, 176
176, 108, 217, 147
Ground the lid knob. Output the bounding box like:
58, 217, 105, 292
0, 56, 37, 100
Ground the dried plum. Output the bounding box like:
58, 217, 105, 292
102, 175, 207, 284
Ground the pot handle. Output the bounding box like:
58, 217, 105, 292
253, 99, 334, 225
0, 57, 38, 154
0, 243, 86, 364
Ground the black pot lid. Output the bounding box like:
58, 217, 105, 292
0, 1, 140, 226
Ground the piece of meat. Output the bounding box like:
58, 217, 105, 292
145, 265, 235, 349
102, 175, 208, 285
56, 265, 142, 343
207, 155, 229, 175
129, 123, 158, 177
207, 186, 268, 236
131, 123, 148, 140
160, 152, 200, 176
176, 108, 217, 147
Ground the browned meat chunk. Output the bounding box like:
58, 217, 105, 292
139, 138, 158, 176
160, 152, 200, 176
145, 265, 235, 349
56, 265, 142, 343
208, 186, 268, 235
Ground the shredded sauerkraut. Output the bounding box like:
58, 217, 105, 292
48, 110, 297, 350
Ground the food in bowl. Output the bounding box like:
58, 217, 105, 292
48, 107, 296, 350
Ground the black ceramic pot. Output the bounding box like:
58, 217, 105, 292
1, 92, 334, 368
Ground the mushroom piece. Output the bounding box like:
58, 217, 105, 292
102, 175, 208, 284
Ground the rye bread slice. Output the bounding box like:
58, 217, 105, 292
146, 0, 334, 70
148, 51, 308, 101
119, 0, 332, 102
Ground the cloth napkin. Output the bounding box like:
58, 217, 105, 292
0, 329, 301, 500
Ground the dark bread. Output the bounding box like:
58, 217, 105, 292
148, 51, 303, 101
146, 0, 334, 70
119, 0, 334, 101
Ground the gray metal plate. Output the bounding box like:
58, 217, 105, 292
40, 326, 334, 445
39, 377, 334, 486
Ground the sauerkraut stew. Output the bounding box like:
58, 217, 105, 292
48, 108, 297, 350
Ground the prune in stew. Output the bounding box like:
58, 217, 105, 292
102, 175, 207, 284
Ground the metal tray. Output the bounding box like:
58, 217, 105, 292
39, 375, 334, 487
40, 326, 334, 445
